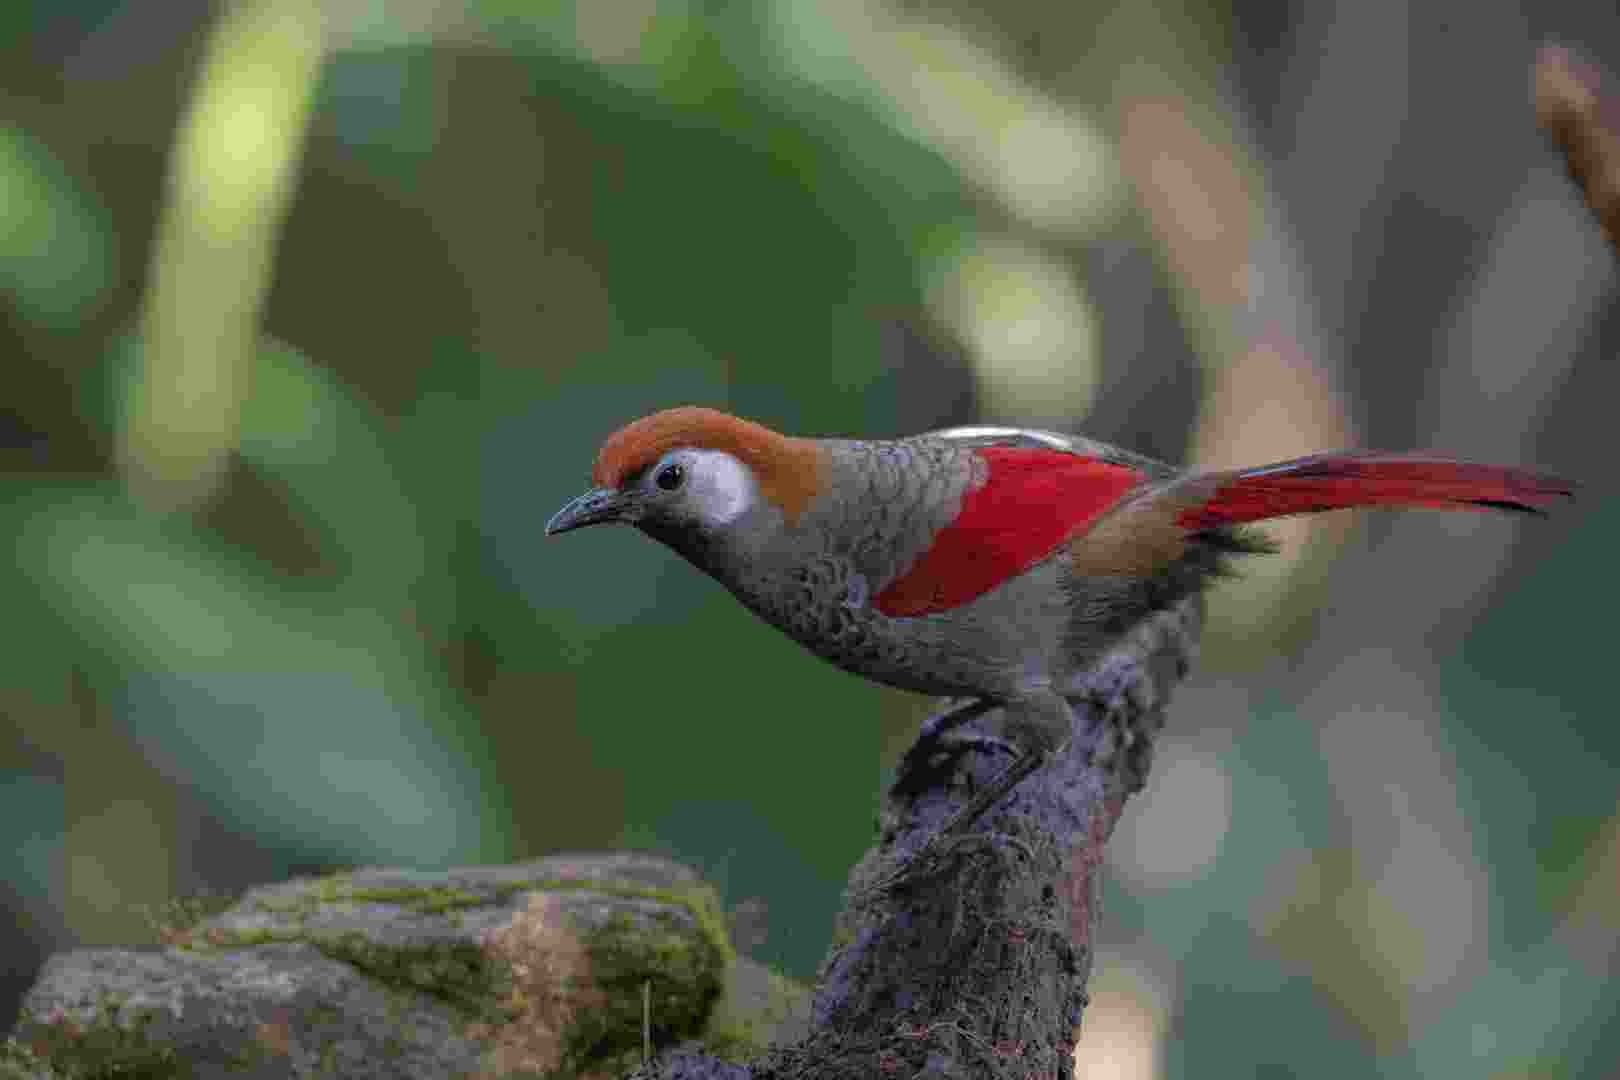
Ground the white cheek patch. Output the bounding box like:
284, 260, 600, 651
687, 450, 757, 526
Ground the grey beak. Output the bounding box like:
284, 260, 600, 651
546, 487, 635, 535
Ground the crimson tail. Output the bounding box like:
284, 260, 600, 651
1176, 453, 1574, 531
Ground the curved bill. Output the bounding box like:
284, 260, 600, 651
546, 487, 637, 535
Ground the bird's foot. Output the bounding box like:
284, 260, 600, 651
891, 729, 1017, 798
869, 691, 1070, 895
868, 748, 1049, 895
891, 698, 1002, 798
932, 748, 1048, 842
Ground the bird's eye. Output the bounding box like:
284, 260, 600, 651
655, 463, 686, 491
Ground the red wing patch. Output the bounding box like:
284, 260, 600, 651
873, 448, 1146, 617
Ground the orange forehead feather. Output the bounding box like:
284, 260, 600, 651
592, 406, 825, 521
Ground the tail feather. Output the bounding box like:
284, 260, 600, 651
1176, 452, 1574, 531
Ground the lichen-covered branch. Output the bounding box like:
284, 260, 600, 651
639, 601, 1197, 1080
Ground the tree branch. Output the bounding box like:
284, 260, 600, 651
639, 600, 1199, 1079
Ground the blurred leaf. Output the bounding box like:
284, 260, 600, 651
42, 336, 510, 864
237, 340, 429, 597
318, 48, 443, 163
12, 483, 509, 864
122, 0, 327, 509
1450, 497, 1620, 940
96, 334, 427, 598
0, 126, 115, 326
473, 26, 969, 429
0, 773, 63, 907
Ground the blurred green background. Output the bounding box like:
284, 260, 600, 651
3, 1, 1617, 1076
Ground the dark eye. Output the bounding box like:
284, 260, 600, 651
655, 463, 686, 491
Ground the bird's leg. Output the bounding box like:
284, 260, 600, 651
917, 696, 996, 742
891, 697, 1001, 799
918, 696, 1020, 769
873, 690, 1074, 893
931, 688, 1073, 841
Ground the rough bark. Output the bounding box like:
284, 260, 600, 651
638, 603, 1196, 1080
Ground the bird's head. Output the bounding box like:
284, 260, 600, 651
546, 407, 824, 556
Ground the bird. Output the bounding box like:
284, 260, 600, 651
547, 406, 1572, 843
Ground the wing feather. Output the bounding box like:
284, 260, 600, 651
872, 445, 1148, 617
